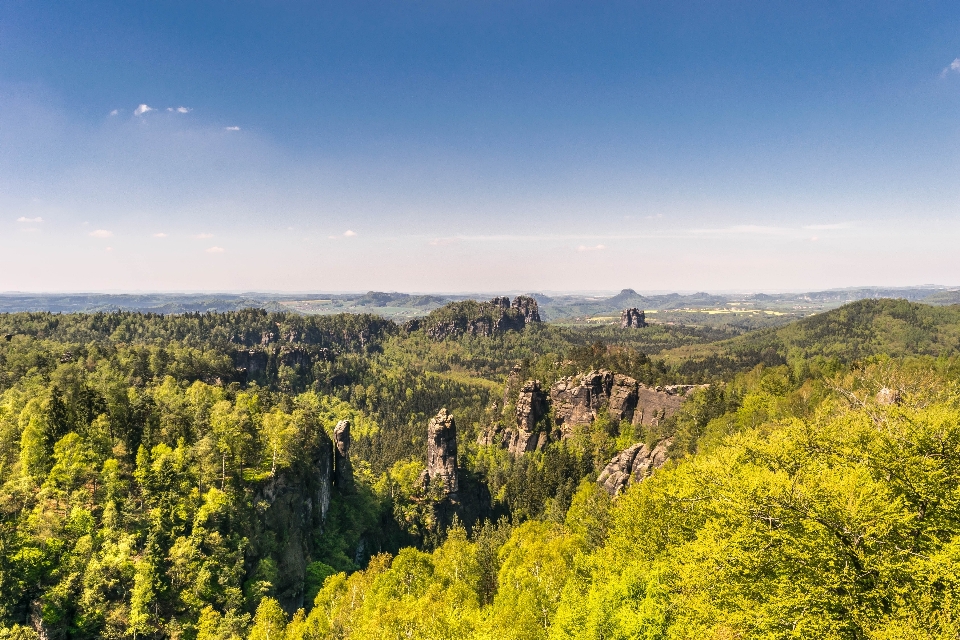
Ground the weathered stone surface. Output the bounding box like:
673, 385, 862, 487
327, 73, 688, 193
876, 387, 902, 406
597, 439, 671, 496
506, 381, 550, 455
512, 295, 542, 324
620, 308, 647, 328
333, 420, 353, 492
632, 385, 704, 426
425, 408, 459, 494
550, 370, 639, 435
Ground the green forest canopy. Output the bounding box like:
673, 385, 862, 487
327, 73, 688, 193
1, 299, 960, 639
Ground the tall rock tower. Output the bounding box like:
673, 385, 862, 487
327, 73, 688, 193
425, 408, 459, 494
333, 419, 354, 492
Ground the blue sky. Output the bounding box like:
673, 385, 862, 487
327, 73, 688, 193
2, 1, 960, 292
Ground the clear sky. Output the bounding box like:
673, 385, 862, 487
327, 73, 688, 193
2, 1, 960, 293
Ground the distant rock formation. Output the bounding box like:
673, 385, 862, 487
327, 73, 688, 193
424, 408, 459, 494
333, 420, 353, 492
423, 296, 541, 340
620, 308, 647, 328
597, 439, 671, 496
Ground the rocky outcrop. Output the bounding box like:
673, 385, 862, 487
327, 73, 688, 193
424, 296, 541, 340
255, 427, 333, 611
333, 420, 353, 492
620, 308, 647, 328
512, 295, 542, 324
597, 439, 671, 496
507, 381, 550, 455
424, 409, 459, 494
551, 370, 639, 436
632, 385, 704, 426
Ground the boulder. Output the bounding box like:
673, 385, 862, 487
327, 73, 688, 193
620, 308, 647, 328
597, 439, 671, 496
876, 387, 902, 406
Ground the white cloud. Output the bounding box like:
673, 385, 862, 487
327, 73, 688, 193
194, 233, 213, 239
691, 225, 789, 236
105, 247, 113, 252
429, 237, 459, 246
343, 230, 357, 237
17, 216, 43, 223
577, 244, 606, 252
942, 58, 960, 77
109, 109, 119, 116
224, 126, 240, 131
176, 106, 191, 113
134, 104, 153, 116
153, 232, 168, 238
89, 229, 113, 238
206, 246, 225, 253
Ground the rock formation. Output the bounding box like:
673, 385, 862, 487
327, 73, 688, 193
597, 439, 671, 496
424, 296, 541, 340
333, 419, 353, 492
425, 408, 459, 494
620, 308, 647, 328
632, 385, 704, 426
551, 370, 640, 436
506, 381, 550, 455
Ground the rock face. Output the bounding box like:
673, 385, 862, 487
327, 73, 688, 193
424, 296, 541, 340
507, 381, 550, 455
333, 420, 353, 492
597, 439, 671, 496
632, 385, 703, 426
551, 370, 640, 436
255, 428, 334, 611
620, 308, 647, 328
425, 409, 459, 494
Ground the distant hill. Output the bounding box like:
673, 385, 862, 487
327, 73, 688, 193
662, 299, 960, 379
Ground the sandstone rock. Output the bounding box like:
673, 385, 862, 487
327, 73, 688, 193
506, 381, 550, 455
333, 420, 353, 492
620, 308, 647, 328
632, 385, 704, 426
512, 295, 542, 324
425, 409, 459, 494
550, 370, 639, 436
876, 387, 902, 406
597, 439, 671, 496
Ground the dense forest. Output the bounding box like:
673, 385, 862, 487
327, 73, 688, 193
1, 298, 960, 639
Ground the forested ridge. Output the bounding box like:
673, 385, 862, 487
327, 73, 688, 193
2, 300, 960, 639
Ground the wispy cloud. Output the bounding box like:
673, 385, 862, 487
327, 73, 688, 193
343, 230, 357, 237
206, 246, 225, 253
577, 244, 606, 252
109, 109, 119, 116
134, 104, 153, 116
89, 229, 113, 238
167, 106, 192, 113
224, 126, 240, 131
17, 216, 43, 223
803, 222, 853, 230
942, 58, 960, 77
153, 232, 168, 238
194, 233, 213, 239
690, 225, 791, 236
